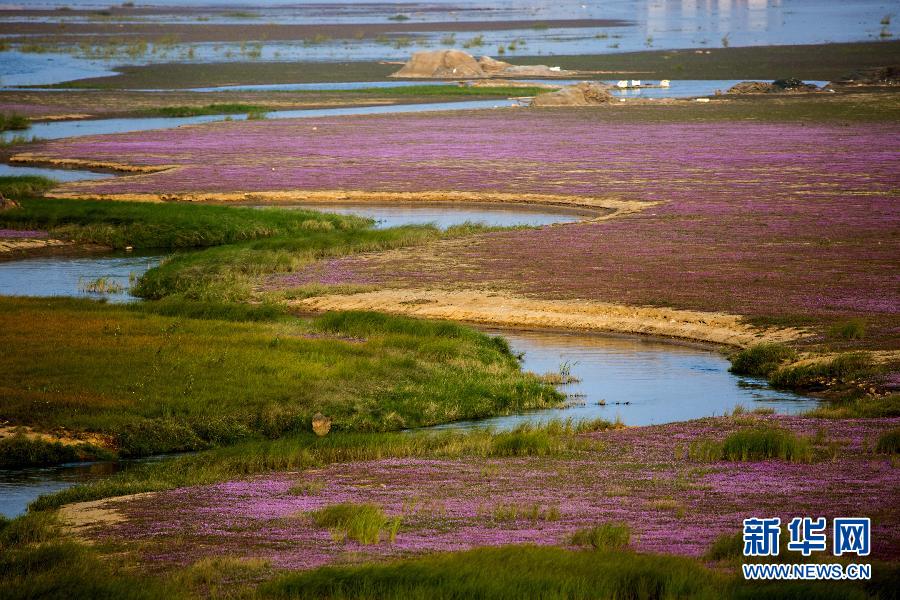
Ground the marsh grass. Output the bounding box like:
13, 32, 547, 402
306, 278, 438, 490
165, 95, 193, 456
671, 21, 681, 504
570, 522, 631, 551
0, 113, 30, 132
0, 194, 367, 250
729, 343, 797, 378
689, 426, 813, 463
311, 503, 401, 544
805, 394, 900, 418
875, 428, 900, 454
770, 352, 878, 390
150, 103, 269, 117
31, 420, 606, 512
78, 276, 125, 294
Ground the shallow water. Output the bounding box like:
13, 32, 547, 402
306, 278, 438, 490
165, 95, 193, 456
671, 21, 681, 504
0, 99, 518, 143
3, 0, 892, 75
0, 250, 161, 302
267, 202, 590, 229
430, 329, 819, 431
0, 456, 167, 518
0, 163, 112, 181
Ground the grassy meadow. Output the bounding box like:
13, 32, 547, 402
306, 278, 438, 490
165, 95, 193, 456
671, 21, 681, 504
0, 297, 561, 464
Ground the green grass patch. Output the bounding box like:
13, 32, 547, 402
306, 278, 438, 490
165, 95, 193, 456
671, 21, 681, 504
0, 113, 30, 132
0, 194, 369, 250
148, 103, 270, 117
310, 503, 401, 544
729, 343, 798, 378
570, 522, 631, 551
689, 426, 813, 463
0, 297, 562, 463
260, 545, 726, 599
875, 428, 900, 454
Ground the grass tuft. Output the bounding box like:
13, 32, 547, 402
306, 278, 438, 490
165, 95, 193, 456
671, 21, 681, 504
570, 522, 631, 551
689, 425, 813, 463
310, 503, 400, 544
729, 343, 797, 378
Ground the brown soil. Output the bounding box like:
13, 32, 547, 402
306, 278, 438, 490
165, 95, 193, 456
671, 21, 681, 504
390, 49, 583, 79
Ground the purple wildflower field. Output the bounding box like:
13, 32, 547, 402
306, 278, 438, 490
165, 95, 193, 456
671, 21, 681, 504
23, 110, 899, 327
87, 416, 899, 571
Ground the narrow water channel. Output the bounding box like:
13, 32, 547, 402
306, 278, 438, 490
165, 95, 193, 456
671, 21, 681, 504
432, 329, 818, 432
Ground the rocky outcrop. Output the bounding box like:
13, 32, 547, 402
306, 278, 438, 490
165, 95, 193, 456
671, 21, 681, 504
727, 79, 820, 94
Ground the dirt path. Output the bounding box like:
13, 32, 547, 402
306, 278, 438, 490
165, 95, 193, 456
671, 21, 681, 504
293, 288, 803, 347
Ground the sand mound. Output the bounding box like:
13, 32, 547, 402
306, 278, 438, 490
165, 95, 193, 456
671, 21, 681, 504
389, 50, 485, 78
727, 79, 820, 94
390, 50, 580, 79
531, 82, 613, 107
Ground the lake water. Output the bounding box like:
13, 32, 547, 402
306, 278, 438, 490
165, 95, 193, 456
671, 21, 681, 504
261, 202, 591, 229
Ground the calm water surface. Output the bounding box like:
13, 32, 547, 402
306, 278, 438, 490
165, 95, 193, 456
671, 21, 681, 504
0, 250, 162, 302
431, 329, 819, 431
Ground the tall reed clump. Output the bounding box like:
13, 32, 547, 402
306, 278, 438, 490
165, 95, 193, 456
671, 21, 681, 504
310, 503, 400, 544
729, 343, 797, 378
689, 425, 813, 463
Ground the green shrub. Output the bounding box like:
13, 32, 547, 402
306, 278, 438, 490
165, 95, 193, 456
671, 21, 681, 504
805, 394, 900, 418
729, 343, 797, 377
570, 522, 631, 551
